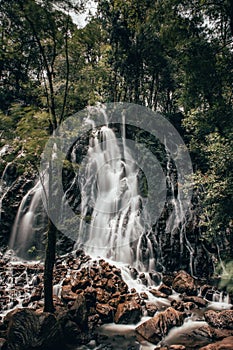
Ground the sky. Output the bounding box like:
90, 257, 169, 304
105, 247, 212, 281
71, 1, 97, 27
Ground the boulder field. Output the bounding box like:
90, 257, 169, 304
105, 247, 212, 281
0, 251, 232, 350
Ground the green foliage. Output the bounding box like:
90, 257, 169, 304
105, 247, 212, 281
0, 104, 50, 174
218, 261, 233, 294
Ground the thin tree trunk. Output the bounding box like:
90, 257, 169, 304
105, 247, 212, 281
44, 218, 56, 313
43, 159, 57, 313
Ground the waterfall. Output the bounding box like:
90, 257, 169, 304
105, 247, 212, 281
9, 181, 45, 259
74, 120, 147, 268
0, 163, 10, 220
6, 103, 195, 275
71, 111, 185, 272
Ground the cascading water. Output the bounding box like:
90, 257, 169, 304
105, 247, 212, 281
69, 109, 187, 275
0, 163, 11, 220
6, 103, 197, 276
9, 181, 45, 259
74, 120, 148, 268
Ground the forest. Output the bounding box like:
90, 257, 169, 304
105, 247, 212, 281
0, 1, 233, 349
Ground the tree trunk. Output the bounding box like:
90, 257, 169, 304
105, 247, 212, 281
44, 218, 57, 313
43, 158, 57, 313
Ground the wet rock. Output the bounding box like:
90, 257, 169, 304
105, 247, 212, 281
108, 294, 121, 308
69, 294, 88, 329
185, 323, 233, 349
149, 288, 168, 298
145, 302, 158, 317
30, 287, 42, 302
183, 302, 196, 313
129, 267, 138, 279
169, 346, 186, 350
75, 249, 85, 258
5, 308, 61, 350
96, 288, 111, 304
206, 325, 233, 340
136, 307, 185, 344
87, 313, 100, 331
199, 336, 233, 349
61, 285, 77, 302
200, 285, 214, 300
62, 320, 90, 345
182, 295, 207, 308
149, 271, 161, 285
114, 299, 142, 324
139, 273, 148, 286
112, 267, 121, 276
124, 292, 141, 303
158, 283, 173, 296
84, 286, 97, 308
72, 278, 91, 291
140, 292, 149, 300
162, 274, 174, 287
170, 300, 184, 312
31, 275, 41, 286
96, 303, 114, 323
204, 310, 233, 329
172, 271, 197, 296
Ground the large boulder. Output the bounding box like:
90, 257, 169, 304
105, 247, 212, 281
136, 307, 185, 344
96, 303, 115, 323
114, 299, 142, 324
149, 288, 168, 298
68, 293, 88, 329
204, 310, 233, 329
145, 302, 158, 317
199, 336, 233, 349
182, 295, 207, 308
172, 271, 197, 296
158, 283, 173, 296
4, 308, 62, 350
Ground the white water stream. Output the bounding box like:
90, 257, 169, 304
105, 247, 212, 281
74, 119, 150, 269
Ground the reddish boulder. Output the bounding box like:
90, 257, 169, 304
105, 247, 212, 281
171, 300, 184, 312
96, 303, 115, 323
4, 308, 61, 350
149, 289, 168, 298
204, 310, 233, 329
172, 271, 197, 296
183, 295, 207, 308
69, 294, 88, 329
199, 336, 233, 349
114, 299, 142, 324
61, 285, 77, 302
145, 302, 158, 317
72, 278, 91, 292
84, 286, 97, 308
140, 292, 149, 300
96, 288, 111, 304
136, 307, 185, 344
158, 283, 173, 296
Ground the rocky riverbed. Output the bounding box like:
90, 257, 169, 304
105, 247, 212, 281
0, 250, 232, 350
